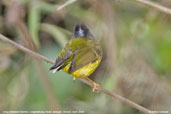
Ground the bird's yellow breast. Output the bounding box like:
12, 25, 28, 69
62, 57, 101, 78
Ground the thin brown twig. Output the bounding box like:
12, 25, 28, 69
56, 0, 77, 10
0, 34, 54, 64
134, 0, 171, 15
0, 33, 153, 114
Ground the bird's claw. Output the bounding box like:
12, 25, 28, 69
92, 83, 99, 92
73, 77, 76, 82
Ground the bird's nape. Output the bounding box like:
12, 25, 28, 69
72, 24, 95, 40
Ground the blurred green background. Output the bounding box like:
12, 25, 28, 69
0, 0, 171, 114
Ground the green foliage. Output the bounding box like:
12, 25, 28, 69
0, 0, 171, 113
28, 0, 41, 47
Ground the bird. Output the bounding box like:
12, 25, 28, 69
49, 24, 103, 91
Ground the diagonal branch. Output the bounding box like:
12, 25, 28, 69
134, 0, 171, 15
0, 33, 153, 114
0, 34, 54, 64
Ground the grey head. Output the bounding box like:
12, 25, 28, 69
72, 24, 95, 40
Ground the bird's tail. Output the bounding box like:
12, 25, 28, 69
49, 64, 63, 73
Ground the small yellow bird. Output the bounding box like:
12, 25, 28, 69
50, 24, 103, 91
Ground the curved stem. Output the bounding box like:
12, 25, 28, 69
134, 0, 171, 15
0, 34, 153, 114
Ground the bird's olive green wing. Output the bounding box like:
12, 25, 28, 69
49, 48, 72, 73
68, 46, 102, 74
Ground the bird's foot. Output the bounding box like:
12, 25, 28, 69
92, 82, 99, 92
73, 77, 76, 82
85, 77, 99, 92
